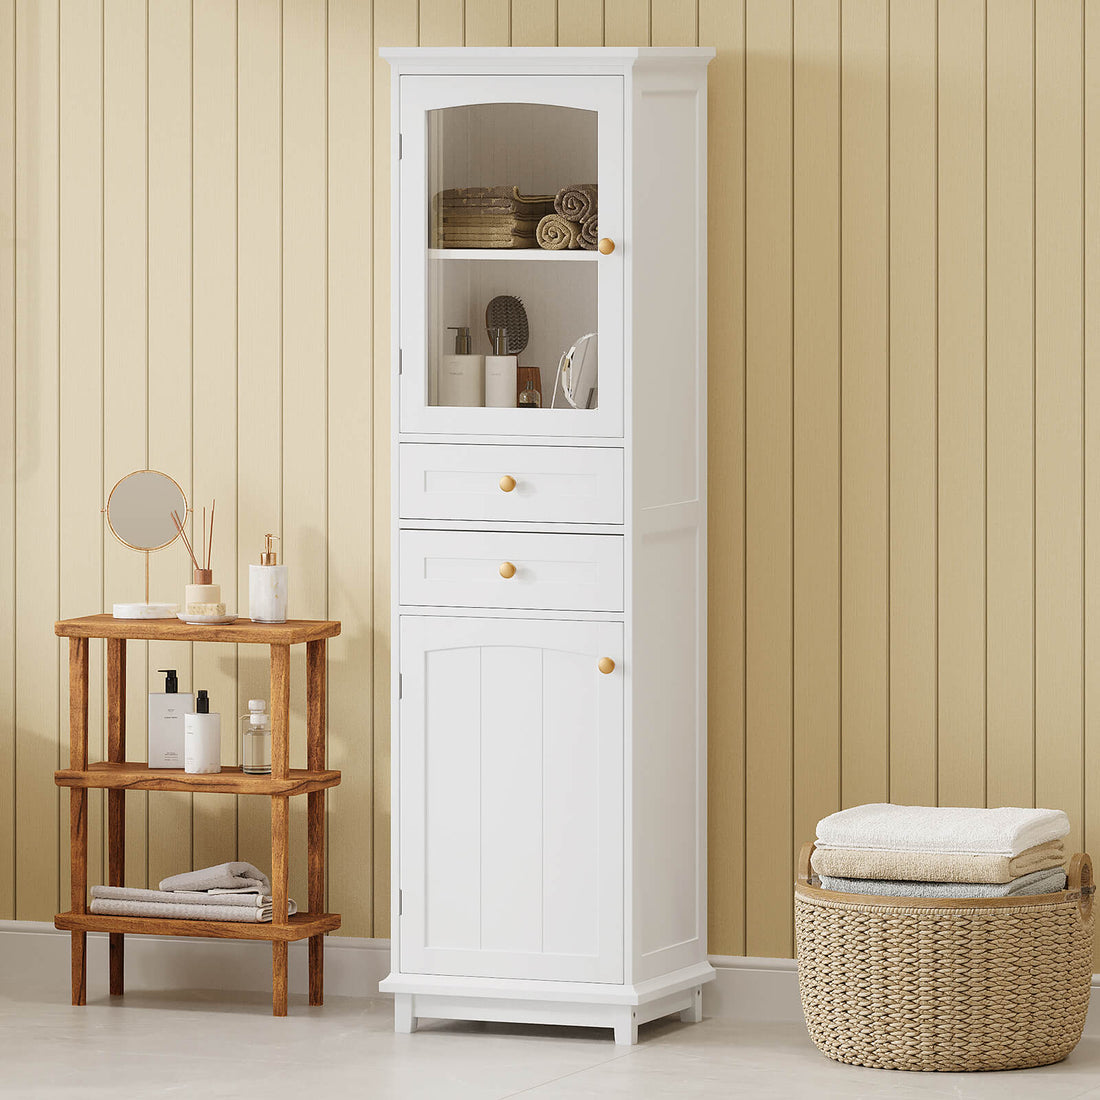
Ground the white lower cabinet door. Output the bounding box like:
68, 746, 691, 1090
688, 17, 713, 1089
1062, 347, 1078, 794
399, 615, 624, 984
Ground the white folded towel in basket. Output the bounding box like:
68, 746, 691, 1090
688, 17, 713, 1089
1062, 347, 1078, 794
815, 803, 1070, 857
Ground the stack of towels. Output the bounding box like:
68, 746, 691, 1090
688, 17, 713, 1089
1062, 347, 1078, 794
89, 861, 297, 923
430, 186, 557, 249
811, 804, 1070, 898
536, 184, 598, 251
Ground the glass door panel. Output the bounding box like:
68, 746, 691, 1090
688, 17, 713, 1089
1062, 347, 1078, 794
399, 76, 623, 436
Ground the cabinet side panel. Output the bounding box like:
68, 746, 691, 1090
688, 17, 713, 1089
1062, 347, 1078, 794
630, 72, 708, 981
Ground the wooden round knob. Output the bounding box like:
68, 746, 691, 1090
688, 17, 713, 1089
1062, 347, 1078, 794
598, 657, 616, 675
499, 562, 516, 579
598, 237, 615, 255
499, 475, 516, 493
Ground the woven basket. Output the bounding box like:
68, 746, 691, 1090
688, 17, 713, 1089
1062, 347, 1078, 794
795, 842, 1094, 1072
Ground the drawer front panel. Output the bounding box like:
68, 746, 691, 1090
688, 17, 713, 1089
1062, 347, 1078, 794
399, 444, 624, 525
399, 530, 624, 612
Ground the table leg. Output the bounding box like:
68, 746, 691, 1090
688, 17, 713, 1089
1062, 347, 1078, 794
306, 639, 326, 1007
271, 794, 290, 1016
69, 638, 89, 1007
272, 941, 288, 1017
107, 638, 126, 996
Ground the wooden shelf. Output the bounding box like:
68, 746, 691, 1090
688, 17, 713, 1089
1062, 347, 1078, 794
55, 911, 341, 942
55, 762, 341, 797
55, 614, 341, 645
428, 247, 597, 262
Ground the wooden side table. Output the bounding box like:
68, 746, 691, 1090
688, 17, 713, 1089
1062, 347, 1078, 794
53, 614, 342, 1016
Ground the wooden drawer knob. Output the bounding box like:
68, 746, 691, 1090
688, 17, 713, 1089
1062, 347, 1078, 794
598, 237, 615, 255
499, 562, 516, 579
499, 475, 516, 492
598, 657, 616, 675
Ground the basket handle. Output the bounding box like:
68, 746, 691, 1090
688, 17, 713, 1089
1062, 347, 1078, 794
797, 842, 815, 887
1067, 852, 1094, 920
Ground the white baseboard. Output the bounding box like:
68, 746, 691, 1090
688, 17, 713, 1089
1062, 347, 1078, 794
1, 921, 1095, 1037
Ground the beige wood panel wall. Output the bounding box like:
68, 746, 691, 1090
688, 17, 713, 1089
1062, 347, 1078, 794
2, 1, 1099, 964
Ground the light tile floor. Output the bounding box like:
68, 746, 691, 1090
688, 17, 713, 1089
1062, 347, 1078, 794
0, 985, 1097, 1099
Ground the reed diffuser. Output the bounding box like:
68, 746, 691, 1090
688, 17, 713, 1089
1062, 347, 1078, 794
175, 500, 226, 618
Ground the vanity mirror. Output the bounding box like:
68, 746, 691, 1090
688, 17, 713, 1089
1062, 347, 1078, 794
105, 469, 188, 619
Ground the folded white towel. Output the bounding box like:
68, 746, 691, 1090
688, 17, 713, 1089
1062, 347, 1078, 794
817, 867, 1068, 899
89, 897, 296, 923
815, 804, 1070, 857
91, 885, 274, 909
158, 861, 271, 895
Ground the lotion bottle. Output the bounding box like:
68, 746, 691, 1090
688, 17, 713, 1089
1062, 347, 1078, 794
249, 533, 288, 623
438, 325, 484, 407
184, 689, 221, 774
484, 326, 518, 408
148, 669, 192, 769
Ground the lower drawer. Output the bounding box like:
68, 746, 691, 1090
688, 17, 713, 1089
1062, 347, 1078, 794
399, 530, 624, 613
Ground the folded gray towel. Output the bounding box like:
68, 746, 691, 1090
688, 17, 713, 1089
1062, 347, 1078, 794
159, 861, 271, 894
89, 897, 297, 923
91, 885, 274, 908
817, 866, 1067, 898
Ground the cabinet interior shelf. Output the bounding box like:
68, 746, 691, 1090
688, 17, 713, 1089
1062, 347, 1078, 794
428, 247, 597, 262
55, 911, 341, 942
55, 762, 341, 796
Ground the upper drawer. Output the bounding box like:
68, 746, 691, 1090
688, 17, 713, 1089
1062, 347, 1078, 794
399, 444, 624, 525
399, 530, 624, 613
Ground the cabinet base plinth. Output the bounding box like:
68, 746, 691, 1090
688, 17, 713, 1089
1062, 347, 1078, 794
381, 963, 714, 1045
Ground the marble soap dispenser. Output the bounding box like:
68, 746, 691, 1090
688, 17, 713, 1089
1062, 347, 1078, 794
249, 533, 288, 623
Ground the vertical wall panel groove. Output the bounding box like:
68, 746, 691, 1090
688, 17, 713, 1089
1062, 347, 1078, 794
699, 0, 745, 958
744, 0, 793, 959
840, 0, 889, 811
14, 0, 63, 917
0, 0, 15, 919
936, 0, 986, 808
328, 0, 373, 937
1035, 0, 1085, 855
792, 0, 841, 874
986, 0, 1035, 809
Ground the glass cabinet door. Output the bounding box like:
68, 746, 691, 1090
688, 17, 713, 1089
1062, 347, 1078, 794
398, 76, 624, 437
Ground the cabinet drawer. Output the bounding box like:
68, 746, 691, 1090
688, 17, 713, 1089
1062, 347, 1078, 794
399, 444, 624, 525
399, 530, 624, 612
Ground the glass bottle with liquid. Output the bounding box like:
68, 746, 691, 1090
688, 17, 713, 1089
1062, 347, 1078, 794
518, 379, 542, 409
240, 699, 272, 775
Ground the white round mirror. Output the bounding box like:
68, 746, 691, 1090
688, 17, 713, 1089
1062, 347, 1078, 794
105, 470, 187, 552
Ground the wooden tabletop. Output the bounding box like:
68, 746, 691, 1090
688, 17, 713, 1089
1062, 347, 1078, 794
55, 614, 341, 645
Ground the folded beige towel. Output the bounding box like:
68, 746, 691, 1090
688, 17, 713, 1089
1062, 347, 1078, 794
554, 183, 597, 222
810, 838, 1065, 884
537, 213, 580, 250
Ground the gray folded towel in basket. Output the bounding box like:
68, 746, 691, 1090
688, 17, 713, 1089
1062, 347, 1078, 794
817, 866, 1067, 899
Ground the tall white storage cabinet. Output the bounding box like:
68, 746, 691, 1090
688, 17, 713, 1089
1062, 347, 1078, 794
380, 47, 715, 1045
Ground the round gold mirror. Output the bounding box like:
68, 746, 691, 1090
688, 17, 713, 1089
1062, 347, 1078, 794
106, 470, 187, 552
105, 469, 188, 618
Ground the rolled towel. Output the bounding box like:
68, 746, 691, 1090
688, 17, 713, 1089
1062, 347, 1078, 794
89, 897, 296, 923
816, 866, 1068, 899
92, 885, 276, 908
579, 213, 598, 250
815, 803, 1070, 857
537, 213, 580, 250
159, 861, 271, 895
554, 183, 597, 222
810, 838, 1066, 884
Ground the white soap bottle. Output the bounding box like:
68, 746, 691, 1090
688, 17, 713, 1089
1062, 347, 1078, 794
184, 689, 221, 774
438, 325, 484, 407
148, 668, 193, 769
484, 326, 517, 408
249, 533, 288, 623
